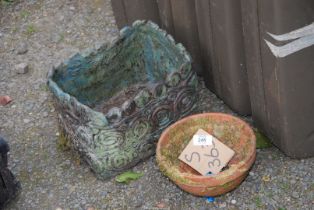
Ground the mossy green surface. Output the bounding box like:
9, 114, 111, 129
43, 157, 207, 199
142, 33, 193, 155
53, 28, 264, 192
254, 129, 273, 149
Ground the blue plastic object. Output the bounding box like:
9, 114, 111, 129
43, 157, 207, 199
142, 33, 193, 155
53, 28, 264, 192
205, 196, 215, 203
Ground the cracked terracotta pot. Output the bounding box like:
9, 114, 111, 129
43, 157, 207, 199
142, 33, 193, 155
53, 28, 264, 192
156, 113, 256, 196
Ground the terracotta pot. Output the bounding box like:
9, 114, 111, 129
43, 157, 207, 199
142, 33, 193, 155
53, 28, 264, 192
156, 113, 256, 197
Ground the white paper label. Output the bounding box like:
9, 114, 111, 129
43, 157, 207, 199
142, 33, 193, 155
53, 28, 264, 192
179, 129, 235, 175
193, 134, 213, 146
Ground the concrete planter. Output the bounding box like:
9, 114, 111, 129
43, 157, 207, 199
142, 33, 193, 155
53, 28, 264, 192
156, 113, 256, 196
47, 21, 205, 179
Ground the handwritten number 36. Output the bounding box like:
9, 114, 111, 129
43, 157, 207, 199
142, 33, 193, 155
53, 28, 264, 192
204, 142, 221, 168
184, 141, 221, 168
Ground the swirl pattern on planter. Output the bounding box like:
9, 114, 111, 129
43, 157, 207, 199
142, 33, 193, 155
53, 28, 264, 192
47, 21, 206, 179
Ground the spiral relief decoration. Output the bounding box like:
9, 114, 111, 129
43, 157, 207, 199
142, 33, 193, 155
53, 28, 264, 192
93, 129, 125, 156
152, 83, 167, 98
174, 88, 197, 116
151, 105, 173, 129
48, 21, 206, 179
126, 118, 151, 140
109, 152, 137, 170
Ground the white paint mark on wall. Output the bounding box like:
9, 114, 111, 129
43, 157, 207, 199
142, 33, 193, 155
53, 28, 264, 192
265, 22, 314, 58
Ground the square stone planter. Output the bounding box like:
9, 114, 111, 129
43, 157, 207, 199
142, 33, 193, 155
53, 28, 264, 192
47, 21, 205, 179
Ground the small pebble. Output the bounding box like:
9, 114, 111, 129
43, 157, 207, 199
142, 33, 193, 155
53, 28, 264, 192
231, 199, 236, 205
156, 202, 166, 208
262, 175, 271, 182
0, 95, 12, 105
16, 42, 28, 55
15, 63, 29, 74
23, 119, 30, 123
219, 202, 227, 208
292, 192, 299, 199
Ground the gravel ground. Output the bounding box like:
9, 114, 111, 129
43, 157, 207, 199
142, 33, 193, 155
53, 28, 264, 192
1, 1, 314, 209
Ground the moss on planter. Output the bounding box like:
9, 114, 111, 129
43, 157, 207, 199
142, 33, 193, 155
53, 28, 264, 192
48, 21, 206, 179
160, 135, 190, 167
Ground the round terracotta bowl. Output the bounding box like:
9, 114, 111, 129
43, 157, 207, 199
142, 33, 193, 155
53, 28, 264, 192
156, 113, 256, 197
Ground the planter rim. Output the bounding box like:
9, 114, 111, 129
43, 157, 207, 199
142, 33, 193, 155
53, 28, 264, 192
157, 112, 256, 187
46, 20, 192, 128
